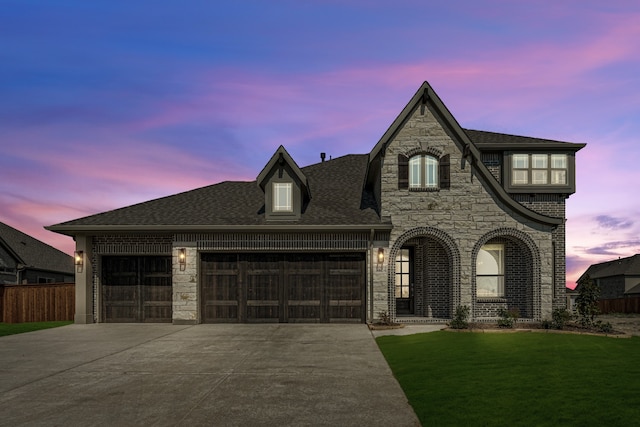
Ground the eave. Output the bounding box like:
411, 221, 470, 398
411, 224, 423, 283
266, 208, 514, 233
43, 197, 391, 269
45, 223, 394, 237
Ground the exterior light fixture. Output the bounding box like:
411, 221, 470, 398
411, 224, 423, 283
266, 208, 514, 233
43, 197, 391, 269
74, 251, 83, 266
376, 248, 385, 272
74, 251, 84, 273
179, 248, 186, 269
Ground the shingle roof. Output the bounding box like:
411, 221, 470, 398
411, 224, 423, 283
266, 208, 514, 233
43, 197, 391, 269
0, 222, 74, 274
580, 254, 640, 281
48, 154, 383, 231
465, 129, 585, 150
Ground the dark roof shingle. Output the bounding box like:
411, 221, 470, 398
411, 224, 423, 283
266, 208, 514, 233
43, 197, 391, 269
0, 222, 73, 274
50, 154, 382, 230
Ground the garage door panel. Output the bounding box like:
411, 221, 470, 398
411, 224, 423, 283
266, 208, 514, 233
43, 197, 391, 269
102, 256, 172, 323
201, 252, 365, 323
202, 254, 240, 323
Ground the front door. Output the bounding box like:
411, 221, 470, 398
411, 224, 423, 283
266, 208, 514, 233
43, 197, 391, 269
395, 247, 414, 315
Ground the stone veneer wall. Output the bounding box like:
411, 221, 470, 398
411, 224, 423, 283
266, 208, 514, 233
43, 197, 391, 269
377, 103, 556, 322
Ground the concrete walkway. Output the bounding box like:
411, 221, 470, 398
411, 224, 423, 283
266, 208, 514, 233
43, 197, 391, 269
0, 324, 421, 426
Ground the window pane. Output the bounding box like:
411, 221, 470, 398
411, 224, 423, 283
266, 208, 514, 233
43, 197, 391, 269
425, 156, 438, 187
532, 170, 548, 184
512, 154, 528, 168
551, 154, 567, 168
273, 183, 292, 211
477, 245, 503, 275
409, 156, 421, 187
532, 154, 547, 168
551, 170, 566, 184
477, 276, 504, 297
512, 170, 528, 185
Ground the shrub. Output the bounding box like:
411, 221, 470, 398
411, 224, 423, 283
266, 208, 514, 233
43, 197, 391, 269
551, 308, 573, 330
576, 274, 600, 327
497, 308, 519, 328
595, 320, 613, 334
449, 305, 470, 329
378, 310, 392, 326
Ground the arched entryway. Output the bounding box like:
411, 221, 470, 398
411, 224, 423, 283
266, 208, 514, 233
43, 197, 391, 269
472, 228, 541, 320
388, 227, 460, 320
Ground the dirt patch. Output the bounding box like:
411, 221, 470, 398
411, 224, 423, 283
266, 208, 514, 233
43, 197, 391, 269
597, 314, 640, 336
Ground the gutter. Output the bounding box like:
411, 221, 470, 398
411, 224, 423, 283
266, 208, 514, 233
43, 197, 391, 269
45, 223, 395, 237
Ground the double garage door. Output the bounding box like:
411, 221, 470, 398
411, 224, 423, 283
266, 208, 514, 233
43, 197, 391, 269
202, 253, 366, 323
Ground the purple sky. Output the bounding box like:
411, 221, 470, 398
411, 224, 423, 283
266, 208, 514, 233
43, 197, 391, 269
2, 0, 639, 288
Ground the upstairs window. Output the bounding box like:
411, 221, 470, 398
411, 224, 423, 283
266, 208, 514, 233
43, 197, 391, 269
476, 244, 504, 298
511, 154, 567, 186
399, 153, 449, 190
273, 182, 292, 212
409, 155, 438, 189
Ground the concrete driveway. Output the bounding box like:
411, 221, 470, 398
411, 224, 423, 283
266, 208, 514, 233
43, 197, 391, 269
0, 324, 420, 426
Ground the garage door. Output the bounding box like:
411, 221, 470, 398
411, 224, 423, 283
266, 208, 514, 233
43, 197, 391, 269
102, 256, 172, 323
201, 253, 365, 323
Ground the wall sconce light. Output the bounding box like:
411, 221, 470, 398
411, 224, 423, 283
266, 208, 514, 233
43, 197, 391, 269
376, 248, 384, 271
179, 248, 186, 270
74, 250, 84, 273
74, 251, 83, 266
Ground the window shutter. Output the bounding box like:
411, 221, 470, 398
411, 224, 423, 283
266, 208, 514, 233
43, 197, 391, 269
439, 154, 450, 189
398, 154, 409, 189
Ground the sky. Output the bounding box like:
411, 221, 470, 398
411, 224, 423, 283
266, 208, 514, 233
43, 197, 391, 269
1, 0, 639, 288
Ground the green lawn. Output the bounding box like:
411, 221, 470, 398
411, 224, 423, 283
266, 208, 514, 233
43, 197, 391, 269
0, 321, 72, 337
377, 331, 640, 427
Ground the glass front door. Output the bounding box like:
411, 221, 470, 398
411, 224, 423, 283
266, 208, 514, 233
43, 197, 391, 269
395, 248, 414, 315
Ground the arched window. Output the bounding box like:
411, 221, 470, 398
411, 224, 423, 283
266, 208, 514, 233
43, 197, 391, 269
409, 154, 438, 189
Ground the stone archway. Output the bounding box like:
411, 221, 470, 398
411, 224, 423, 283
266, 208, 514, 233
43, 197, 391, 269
472, 228, 541, 320
387, 227, 460, 320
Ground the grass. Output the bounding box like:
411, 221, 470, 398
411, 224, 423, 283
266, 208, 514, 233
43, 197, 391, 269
0, 321, 72, 337
377, 331, 640, 427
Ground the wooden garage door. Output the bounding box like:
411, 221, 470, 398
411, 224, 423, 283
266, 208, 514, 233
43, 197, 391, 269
201, 253, 365, 323
102, 256, 172, 323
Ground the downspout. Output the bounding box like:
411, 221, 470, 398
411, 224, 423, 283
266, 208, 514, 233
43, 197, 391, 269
369, 228, 375, 323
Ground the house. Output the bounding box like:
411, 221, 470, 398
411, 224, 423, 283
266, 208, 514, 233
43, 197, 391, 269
0, 221, 74, 284
577, 254, 640, 300
47, 82, 585, 324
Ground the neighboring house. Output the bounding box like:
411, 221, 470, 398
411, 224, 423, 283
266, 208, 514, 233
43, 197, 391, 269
0, 222, 74, 284
565, 286, 579, 312
577, 254, 640, 300
47, 81, 585, 324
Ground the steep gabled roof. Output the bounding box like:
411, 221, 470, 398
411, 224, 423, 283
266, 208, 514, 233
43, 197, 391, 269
0, 222, 73, 274
256, 145, 310, 199
367, 81, 580, 227
579, 254, 640, 283
47, 154, 387, 235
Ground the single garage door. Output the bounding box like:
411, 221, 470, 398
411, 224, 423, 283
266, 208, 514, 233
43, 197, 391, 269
201, 253, 365, 323
102, 256, 173, 323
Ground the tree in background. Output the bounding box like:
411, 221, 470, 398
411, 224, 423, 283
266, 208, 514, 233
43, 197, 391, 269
575, 274, 600, 327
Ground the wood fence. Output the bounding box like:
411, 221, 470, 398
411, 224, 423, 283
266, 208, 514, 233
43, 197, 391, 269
1, 283, 75, 323
598, 297, 640, 314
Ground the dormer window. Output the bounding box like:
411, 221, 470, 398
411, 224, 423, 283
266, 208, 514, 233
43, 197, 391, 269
511, 154, 567, 186
505, 152, 573, 193
273, 182, 293, 212
409, 155, 438, 189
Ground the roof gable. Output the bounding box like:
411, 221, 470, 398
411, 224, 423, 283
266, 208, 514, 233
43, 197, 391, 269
367, 81, 567, 227
256, 145, 310, 199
